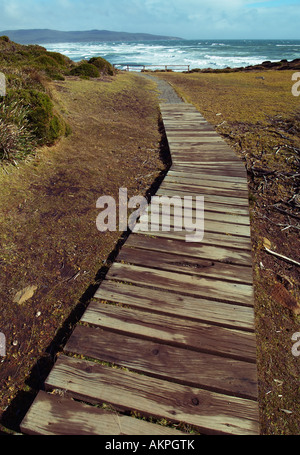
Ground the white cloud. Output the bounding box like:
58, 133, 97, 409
0, 0, 299, 38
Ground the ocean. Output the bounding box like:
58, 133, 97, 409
43, 39, 300, 71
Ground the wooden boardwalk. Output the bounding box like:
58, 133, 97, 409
21, 102, 260, 436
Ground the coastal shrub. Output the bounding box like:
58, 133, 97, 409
6, 88, 68, 145
48, 113, 69, 142
0, 39, 47, 65
21, 67, 47, 89
0, 35, 10, 42
0, 99, 36, 162
33, 55, 60, 71
0, 38, 73, 80
5, 72, 24, 90
69, 62, 100, 78
88, 57, 115, 76
0, 38, 72, 163
47, 51, 72, 66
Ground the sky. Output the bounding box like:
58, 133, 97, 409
0, 0, 300, 40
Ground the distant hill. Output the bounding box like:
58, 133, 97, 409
0, 29, 182, 44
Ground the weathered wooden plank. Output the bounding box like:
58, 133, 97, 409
163, 117, 212, 122
65, 325, 258, 400
167, 137, 228, 144
164, 127, 215, 133
170, 155, 241, 165
147, 205, 250, 223
168, 163, 247, 177
163, 118, 213, 123
150, 194, 250, 216
162, 109, 205, 113
165, 173, 247, 187
145, 204, 250, 225
106, 262, 254, 306
164, 119, 209, 125
170, 168, 247, 178
170, 152, 237, 159
133, 225, 251, 248
162, 112, 206, 118
163, 118, 208, 123
163, 115, 206, 118
170, 157, 240, 166
137, 212, 251, 237
164, 125, 216, 132
152, 227, 250, 245
156, 187, 250, 207
169, 141, 236, 149
45, 355, 259, 435
169, 147, 239, 156
169, 165, 246, 172
162, 115, 207, 121
81, 302, 257, 362
133, 228, 252, 250
157, 181, 249, 198
94, 281, 256, 331
168, 168, 247, 183
117, 246, 253, 284
160, 103, 201, 109
126, 232, 252, 261
20, 391, 186, 436
160, 103, 201, 108
166, 130, 219, 136
164, 174, 248, 190
169, 160, 245, 168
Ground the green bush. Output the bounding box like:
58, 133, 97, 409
88, 57, 115, 76
6, 88, 68, 145
0, 100, 36, 162
0, 38, 72, 163
69, 62, 100, 78
34, 55, 60, 68
47, 51, 72, 66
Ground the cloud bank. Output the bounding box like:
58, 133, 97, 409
0, 0, 299, 39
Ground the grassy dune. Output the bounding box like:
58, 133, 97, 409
157, 70, 300, 435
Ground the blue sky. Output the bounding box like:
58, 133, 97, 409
0, 0, 299, 39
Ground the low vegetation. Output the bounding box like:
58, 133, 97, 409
88, 57, 115, 76
0, 36, 115, 164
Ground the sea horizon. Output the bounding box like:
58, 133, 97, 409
42, 38, 300, 71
